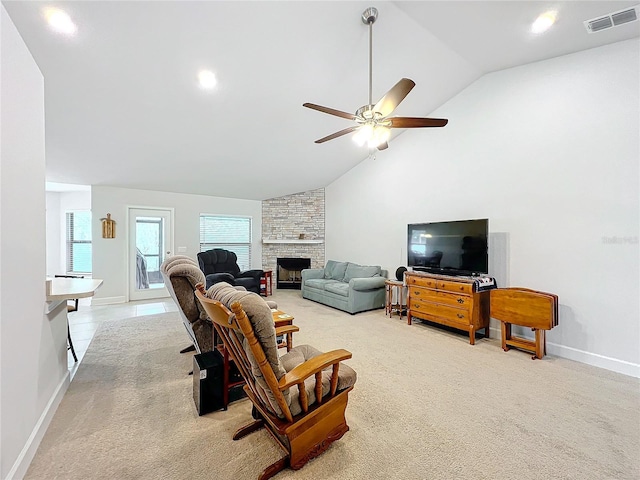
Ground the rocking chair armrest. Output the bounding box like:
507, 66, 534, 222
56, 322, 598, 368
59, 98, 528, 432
278, 349, 352, 390
276, 325, 300, 337
275, 325, 299, 336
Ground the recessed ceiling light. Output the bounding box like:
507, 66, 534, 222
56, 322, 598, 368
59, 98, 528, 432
44, 7, 77, 36
531, 11, 557, 34
198, 70, 217, 90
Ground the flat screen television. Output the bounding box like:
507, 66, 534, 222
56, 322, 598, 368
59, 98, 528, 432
407, 219, 488, 276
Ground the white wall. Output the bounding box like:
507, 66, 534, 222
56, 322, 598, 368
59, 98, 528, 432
1, 7, 69, 478
326, 39, 639, 376
45, 190, 91, 276
91, 186, 262, 303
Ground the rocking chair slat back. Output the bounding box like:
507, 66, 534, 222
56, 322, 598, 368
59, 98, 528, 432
228, 297, 294, 422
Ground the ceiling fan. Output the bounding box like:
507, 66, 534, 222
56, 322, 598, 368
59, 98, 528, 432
303, 7, 448, 151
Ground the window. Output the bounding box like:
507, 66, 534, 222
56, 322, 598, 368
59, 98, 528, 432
200, 215, 252, 270
136, 216, 164, 285
66, 211, 92, 273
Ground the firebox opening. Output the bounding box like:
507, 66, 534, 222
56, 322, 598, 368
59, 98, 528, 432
276, 257, 311, 290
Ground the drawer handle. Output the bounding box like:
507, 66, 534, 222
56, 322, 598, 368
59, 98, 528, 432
457, 313, 464, 319
414, 291, 420, 295
457, 298, 464, 304
415, 303, 421, 309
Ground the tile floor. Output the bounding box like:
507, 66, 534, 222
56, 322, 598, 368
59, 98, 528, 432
66, 297, 178, 379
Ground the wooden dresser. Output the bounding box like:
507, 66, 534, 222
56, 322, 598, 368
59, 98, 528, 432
405, 271, 490, 345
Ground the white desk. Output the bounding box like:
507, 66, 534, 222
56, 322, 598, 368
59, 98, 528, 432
46, 278, 103, 312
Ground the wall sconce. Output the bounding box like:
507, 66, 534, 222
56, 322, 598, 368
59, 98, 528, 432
100, 213, 116, 238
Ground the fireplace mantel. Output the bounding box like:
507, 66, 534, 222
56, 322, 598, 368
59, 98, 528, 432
263, 239, 324, 244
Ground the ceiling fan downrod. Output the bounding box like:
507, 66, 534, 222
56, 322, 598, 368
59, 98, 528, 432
361, 7, 378, 108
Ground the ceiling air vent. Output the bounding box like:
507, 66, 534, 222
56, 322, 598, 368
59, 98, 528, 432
584, 5, 639, 33
612, 8, 638, 26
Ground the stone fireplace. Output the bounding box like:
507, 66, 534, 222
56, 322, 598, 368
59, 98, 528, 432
276, 257, 311, 290
262, 188, 325, 289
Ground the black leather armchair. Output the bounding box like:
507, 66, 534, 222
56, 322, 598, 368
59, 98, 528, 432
197, 248, 263, 294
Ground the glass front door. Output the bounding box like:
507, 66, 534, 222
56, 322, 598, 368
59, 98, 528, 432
128, 208, 173, 301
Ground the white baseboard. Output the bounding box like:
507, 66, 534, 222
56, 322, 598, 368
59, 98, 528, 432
548, 344, 640, 378
91, 296, 126, 306
487, 325, 639, 378
6, 371, 70, 480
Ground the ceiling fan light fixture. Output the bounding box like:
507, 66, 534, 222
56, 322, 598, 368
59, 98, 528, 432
353, 123, 390, 149
353, 123, 374, 146
373, 125, 390, 146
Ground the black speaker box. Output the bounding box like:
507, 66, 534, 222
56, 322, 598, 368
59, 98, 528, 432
193, 349, 245, 415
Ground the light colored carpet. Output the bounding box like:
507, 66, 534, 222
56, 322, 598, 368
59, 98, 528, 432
26, 291, 640, 480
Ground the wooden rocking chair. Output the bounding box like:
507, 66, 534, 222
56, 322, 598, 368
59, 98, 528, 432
195, 283, 356, 480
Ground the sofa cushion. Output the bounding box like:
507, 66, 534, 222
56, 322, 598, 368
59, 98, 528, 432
305, 278, 339, 290
343, 263, 381, 282
324, 282, 350, 297
324, 260, 348, 281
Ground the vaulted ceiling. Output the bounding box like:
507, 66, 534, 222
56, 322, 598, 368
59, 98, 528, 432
4, 1, 639, 200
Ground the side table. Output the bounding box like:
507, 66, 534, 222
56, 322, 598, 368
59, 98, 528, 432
260, 270, 273, 297
384, 279, 406, 318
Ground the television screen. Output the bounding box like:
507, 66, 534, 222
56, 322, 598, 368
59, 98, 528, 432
407, 219, 488, 276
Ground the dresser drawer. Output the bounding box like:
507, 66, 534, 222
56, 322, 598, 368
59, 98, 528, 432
406, 275, 437, 289
437, 280, 473, 294
410, 300, 470, 324
410, 287, 472, 309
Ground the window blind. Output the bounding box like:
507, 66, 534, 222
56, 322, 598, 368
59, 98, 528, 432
200, 215, 252, 270
66, 211, 92, 273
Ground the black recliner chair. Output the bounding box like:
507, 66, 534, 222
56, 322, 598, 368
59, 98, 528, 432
197, 248, 263, 294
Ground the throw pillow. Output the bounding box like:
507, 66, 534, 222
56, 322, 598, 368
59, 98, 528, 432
330, 261, 348, 281
343, 264, 381, 283
323, 260, 338, 279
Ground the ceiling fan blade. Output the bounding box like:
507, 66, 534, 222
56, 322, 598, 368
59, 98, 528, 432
373, 78, 415, 117
377, 141, 389, 151
389, 117, 448, 128
303, 103, 356, 120
315, 125, 359, 144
